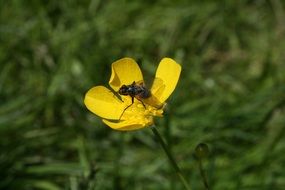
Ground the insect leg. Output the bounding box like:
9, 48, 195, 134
119, 97, 134, 120
138, 99, 146, 109
111, 91, 124, 102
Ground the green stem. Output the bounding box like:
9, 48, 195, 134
151, 126, 191, 190
198, 159, 209, 190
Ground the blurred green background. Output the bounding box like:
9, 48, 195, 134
1, 0, 285, 189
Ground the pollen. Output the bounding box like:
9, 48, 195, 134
120, 97, 164, 125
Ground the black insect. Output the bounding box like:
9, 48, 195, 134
118, 81, 151, 120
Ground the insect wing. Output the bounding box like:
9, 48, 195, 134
134, 80, 146, 86
150, 78, 165, 99
144, 78, 165, 108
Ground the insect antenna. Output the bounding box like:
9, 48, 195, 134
108, 87, 124, 102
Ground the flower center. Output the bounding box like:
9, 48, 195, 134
120, 96, 164, 126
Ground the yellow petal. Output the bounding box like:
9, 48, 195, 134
109, 58, 143, 91
145, 78, 165, 108
84, 86, 125, 120
102, 119, 146, 131
151, 58, 181, 103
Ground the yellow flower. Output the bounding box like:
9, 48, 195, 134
84, 57, 181, 131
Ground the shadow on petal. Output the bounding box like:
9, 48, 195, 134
109, 58, 144, 91
84, 86, 125, 120
151, 58, 181, 103
102, 119, 146, 131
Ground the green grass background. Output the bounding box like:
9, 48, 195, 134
1, 0, 285, 189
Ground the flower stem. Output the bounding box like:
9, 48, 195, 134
151, 126, 191, 190
198, 159, 209, 190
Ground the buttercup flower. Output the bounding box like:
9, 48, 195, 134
84, 58, 181, 131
